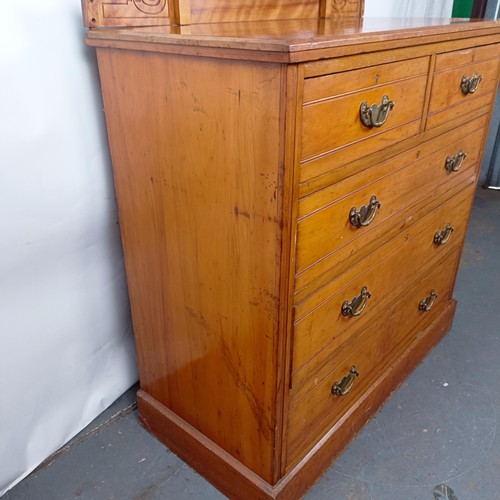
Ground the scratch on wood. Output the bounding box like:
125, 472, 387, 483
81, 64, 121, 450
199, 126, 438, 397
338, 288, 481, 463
218, 325, 273, 441
234, 206, 250, 218
185, 306, 209, 332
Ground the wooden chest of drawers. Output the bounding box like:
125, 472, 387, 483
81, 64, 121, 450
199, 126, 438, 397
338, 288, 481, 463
85, 7, 500, 498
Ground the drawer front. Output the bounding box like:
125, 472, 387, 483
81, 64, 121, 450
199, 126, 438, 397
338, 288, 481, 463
286, 247, 461, 467
295, 119, 484, 278
292, 184, 475, 372
427, 44, 500, 130
301, 59, 428, 163
303, 56, 429, 103
434, 43, 500, 73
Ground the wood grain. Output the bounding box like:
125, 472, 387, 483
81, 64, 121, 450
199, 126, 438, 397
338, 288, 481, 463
435, 42, 500, 72
287, 272, 457, 464
301, 75, 427, 160
81, 0, 171, 28
291, 246, 464, 405
82, 0, 365, 28
428, 57, 500, 115
426, 95, 494, 130
138, 390, 276, 499
296, 126, 484, 274
292, 186, 474, 371
85, 13, 500, 499
137, 298, 458, 497
299, 109, 490, 196
284, 299, 457, 471
97, 48, 286, 482
303, 56, 429, 104
86, 19, 500, 65
190, 0, 320, 24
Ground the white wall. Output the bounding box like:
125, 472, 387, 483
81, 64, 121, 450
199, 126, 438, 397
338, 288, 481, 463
0, 1, 138, 494
364, 0, 453, 18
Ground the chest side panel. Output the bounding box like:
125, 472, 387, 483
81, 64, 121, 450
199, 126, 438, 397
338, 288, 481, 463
96, 49, 286, 482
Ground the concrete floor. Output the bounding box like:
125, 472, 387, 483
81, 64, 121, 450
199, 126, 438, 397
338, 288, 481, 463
6, 188, 500, 500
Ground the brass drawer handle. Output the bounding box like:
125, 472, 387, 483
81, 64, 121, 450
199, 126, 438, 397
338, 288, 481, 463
360, 95, 395, 128
434, 224, 454, 246
342, 286, 371, 317
461, 71, 483, 95
332, 366, 359, 396
419, 290, 438, 312
349, 195, 381, 227
445, 149, 467, 173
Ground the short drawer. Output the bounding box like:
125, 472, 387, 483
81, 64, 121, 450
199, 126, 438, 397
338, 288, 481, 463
295, 116, 485, 279
292, 184, 475, 373
286, 248, 461, 467
301, 58, 428, 163
427, 44, 500, 130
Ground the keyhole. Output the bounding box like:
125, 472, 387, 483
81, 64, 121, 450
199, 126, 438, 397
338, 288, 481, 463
375, 73, 379, 85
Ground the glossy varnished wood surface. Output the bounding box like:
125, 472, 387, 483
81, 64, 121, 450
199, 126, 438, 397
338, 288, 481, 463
82, 0, 364, 28
135, 300, 458, 499
87, 11, 500, 497
294, 114, 487, 301
301, 74, 427, 161
284, 299, 458, 472
291, 185, 474, 375
296, 123, 485, 276
81, 0, 171, 28
96, 49, 286, 482
86, 18, 500, 63
287, 259, 461, 465
189, 0, 320, 24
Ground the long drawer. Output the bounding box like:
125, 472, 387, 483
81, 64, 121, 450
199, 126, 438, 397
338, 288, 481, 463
286, 246, 462, 467
427, 43, 500, 130
292, 184, 475, 373
295, 117, 485, 283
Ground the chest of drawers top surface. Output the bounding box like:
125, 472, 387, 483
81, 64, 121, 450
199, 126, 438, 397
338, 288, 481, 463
85, 11, 500, 499
87, 16, 500, 60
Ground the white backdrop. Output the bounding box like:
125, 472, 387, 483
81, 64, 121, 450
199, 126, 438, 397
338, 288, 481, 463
365, 0, 453, 18
0, 0, 460, 495
0, 1, 138, 494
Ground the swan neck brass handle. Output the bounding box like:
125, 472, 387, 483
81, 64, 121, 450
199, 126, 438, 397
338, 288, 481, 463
434, 224, 454, 246
360, 95, 395, 128
342, 286, 371, 317
332, 366, 359, 396
349, 195, 381, 227
419, 290, 438, 312
445, 149, 467, 173
461, 72, 483, 95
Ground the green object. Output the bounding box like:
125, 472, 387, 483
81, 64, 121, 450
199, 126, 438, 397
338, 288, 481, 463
452, 0, 474, 18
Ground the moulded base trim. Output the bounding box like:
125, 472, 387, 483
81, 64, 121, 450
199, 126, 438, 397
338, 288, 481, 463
137, 299, 457, 499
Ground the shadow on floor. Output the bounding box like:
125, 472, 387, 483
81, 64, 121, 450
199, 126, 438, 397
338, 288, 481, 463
7, 189, 500, 500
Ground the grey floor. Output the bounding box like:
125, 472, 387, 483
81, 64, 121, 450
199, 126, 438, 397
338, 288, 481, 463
7, 188, 500, 500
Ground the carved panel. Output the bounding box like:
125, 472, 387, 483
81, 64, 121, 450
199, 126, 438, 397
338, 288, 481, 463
82, 0, 365, 28
336, 0, 364, 16
319, 0, 364, 18
82, 0, 170, 28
